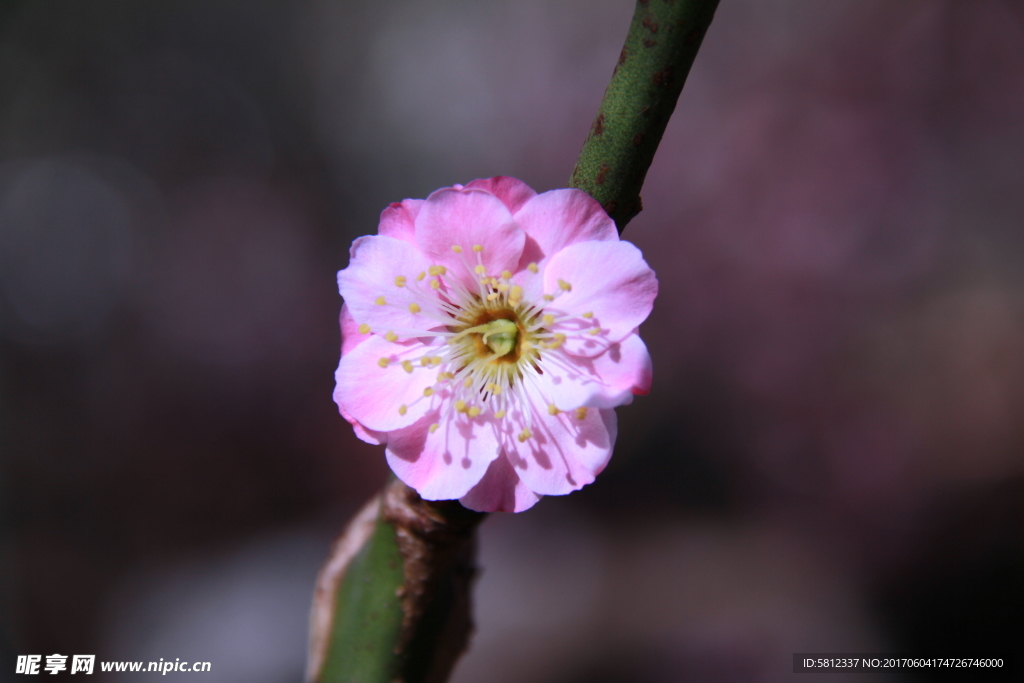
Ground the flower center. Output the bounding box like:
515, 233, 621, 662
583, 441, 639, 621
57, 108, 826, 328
475, 318, 518, 357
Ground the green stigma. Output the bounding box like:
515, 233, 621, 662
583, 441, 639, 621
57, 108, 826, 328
478, 318, 518, 357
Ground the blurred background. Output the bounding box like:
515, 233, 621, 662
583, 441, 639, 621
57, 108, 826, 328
1, 0, 1022, 681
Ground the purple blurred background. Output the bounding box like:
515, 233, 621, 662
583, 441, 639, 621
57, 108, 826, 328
2, 1, 1021, 681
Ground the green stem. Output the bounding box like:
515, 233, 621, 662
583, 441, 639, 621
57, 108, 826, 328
571, 0, 720, 232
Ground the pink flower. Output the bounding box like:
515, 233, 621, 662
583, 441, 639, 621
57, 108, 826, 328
334, 177, 657, 512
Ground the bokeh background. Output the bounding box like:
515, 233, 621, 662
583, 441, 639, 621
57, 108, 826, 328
2, 0, 1022, 681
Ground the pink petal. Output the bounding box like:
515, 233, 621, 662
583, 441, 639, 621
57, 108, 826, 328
334, 334, 440, 432
514, 189, 619, 268
337, 235, 443, 334
542, 240, 658, 356
460, 453, 542, 513
534, 332, 653, 410
415, 187, 524, 288
338, 401, 387, 446
386, 412, 502, 500
339, 304, 368, 356
464, 176, 537, 215
505, 385, 618, 496
378, 198, 425, 244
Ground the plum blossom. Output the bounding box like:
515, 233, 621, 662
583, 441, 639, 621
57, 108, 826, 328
334, 177, 657, 512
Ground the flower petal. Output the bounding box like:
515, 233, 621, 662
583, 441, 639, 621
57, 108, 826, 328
505, 384, 618, 496
459, 453, 542, 513
386, 412, 502, 500
337, 235, 445, 334
465, 176, 536, 215
533, 332, 653, 410
542, 240, 658, 356
415, 187, 524, 287
378, 198, 424, 244
334, 335, 439, 432
339, 303, 368, 356
514, 188, 619, 268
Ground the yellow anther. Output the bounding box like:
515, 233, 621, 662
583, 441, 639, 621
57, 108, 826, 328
543, 314, 555, 326
430, 279, 441, 290
358, 323, 371, 334
438, 371, 455, 381
489, 277, 499, 287
474, 264, 486, 275
421, 357, 431, 366
509, 285, 523, 303
527, 262, 539, 274
378, 357, 390, 368
494, 409, 506, 419
497, 283, 509, 292
385, 331, 398, 342
429, 423, 440, 434
486, 383, 502, 394
546, 333, 566, 350
467, 406, 481, 418
501, 270, 512, 280
487, 292, 500, 301
409, 302, 421, 313
398, 404, 408, 415
394, 275, 406, 287
548, 404, 560, 416
451, 245, 463, 253
588, 328, 601, 335
582, 311, 594, 319
429, 265, 446, 276
543, 294, 554, 301
423, 387, 434, 397
431, 356, 442, 366
455, 399, 467, 413
575, 407, 588, 420
401, 360, 414, 373
517, 428, 532, 442
472, 244, 483, 253
464, 377, 473, 388
375, 296, 386, 305
558, 279, 572, 291
416, 271, 426, 281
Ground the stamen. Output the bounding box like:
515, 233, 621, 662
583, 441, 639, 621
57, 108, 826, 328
575, 407, 588, 420
517, 427, 532, 442
408, 303, 421, 313
416, 271, 426, 281
467, 406, 481, 418
474, 265, 486, 275
472, 244, 484, 253
378, 357, 390, 368
375, 296, 387, 305
385, 331, 398, 342
558, 279, 572, 291
429, 265, 447, 276
430, 280, 441, 290
455, 399, 468, 413
527, 262, 539, 273
494, 409, 506, 419
543, 314, 555, 326
501, 270, 512, 280
394, 276, 406, 287
429, 423, 440, 433
588, 328, 601, 335
582, 311, 594, 319
548, 404, 560, 416
398, 404, 408, 415
451, 245, 463, 253
358, 323, 371, 334
423, 387, 434, 397
401, 360, 414, 373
